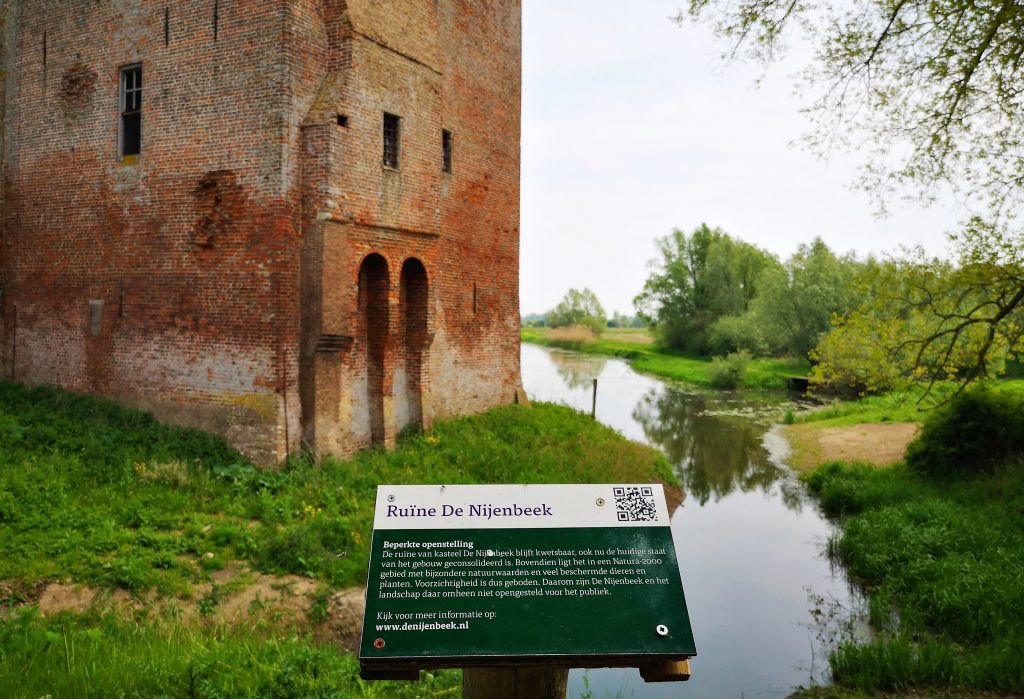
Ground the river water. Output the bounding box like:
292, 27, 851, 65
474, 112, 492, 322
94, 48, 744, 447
520, 344, 860, 699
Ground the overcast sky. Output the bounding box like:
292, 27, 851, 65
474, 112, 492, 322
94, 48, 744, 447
519, 1, 965, 317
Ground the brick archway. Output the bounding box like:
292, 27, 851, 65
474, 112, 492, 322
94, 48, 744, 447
358, 253, 389, 445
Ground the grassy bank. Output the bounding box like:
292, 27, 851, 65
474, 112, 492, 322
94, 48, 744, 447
801, 460, 1024, 695
0, 380, 674, 696
521, 327, 809, 389
793, 388, 1024, 695
794, 392, 932, 427
788, 380, 1024, 431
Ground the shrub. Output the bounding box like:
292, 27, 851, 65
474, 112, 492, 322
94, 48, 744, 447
905, 387, 1024, 478
708, 350, 751, 389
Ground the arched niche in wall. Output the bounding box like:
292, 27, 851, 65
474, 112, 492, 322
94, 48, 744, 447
358, 253, 389, 445
398, 257, 428, 431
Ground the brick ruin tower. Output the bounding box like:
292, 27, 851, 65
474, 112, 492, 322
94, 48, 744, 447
0, 0, 522, 463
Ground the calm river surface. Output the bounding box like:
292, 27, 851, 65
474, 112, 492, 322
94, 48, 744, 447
520, 344, 859, 699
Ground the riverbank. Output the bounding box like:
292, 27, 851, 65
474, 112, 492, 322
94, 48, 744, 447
0, 381, 675, 696
522, 327, 809, 389
789, 388, 1024, 698
796, 459, 1024, 696
783, 380, 1024, 471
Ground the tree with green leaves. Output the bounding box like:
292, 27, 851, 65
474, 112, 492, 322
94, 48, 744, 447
546, 288, 607, 333
812, 237, 1024, 399
682, 0, 1024, 392
704, 238, 864, 357
752, 238, 862, 357
634, 224, 781, 354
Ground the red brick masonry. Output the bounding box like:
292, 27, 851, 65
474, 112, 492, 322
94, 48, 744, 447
0, 0, 522, 463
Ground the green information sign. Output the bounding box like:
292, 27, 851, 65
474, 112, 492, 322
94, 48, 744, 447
359, 484, 696, 678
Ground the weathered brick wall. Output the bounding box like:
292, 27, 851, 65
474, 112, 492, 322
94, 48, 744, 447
431, 0, 522, 421
299, 0, 522, 457
0, 0, 302, 463
0, 0, 521, 463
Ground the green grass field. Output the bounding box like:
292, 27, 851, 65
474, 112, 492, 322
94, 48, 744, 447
0, 380, 674, 697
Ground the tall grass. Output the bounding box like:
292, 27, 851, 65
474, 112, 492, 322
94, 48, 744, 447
707, 351, 751, 389
804, 460, 1024, 693
0, 608, 460, 698
543, 325, 599, 350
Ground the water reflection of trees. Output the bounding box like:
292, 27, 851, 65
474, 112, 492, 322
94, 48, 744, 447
633, 387, 806, 510
549, 352, 608, 390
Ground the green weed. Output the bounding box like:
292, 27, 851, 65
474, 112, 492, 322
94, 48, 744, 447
708, 350, 751, 389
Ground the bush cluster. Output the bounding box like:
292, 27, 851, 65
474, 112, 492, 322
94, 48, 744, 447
708, 350, 750, 389
905, 387, 1024, 478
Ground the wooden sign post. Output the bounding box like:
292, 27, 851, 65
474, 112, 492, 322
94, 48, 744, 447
359, 484, 696, 695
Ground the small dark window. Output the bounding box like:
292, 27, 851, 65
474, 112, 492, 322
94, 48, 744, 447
442, 129, 453, 173
337, 114, 349, 127
120, 65, 142, 158
382, 112, 400, 169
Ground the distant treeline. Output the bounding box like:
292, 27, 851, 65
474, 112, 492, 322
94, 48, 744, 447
521, 311, 645, 329
633, 223, 1024, 397
530, 221, 1024, 399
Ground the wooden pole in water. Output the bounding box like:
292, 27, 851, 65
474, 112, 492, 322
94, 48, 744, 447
591, 378, 597, 419
463, 667, 569, 699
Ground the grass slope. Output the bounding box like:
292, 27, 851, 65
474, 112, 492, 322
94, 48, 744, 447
0, 608, 462, 699
0, 380, 673, 696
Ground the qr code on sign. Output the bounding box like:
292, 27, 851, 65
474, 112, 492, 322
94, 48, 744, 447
613, 486, 657, 522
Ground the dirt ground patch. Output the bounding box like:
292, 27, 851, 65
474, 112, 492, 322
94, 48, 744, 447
37, 583, 97, 615
22, 565, 367, 651
783, 422, 920, 470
